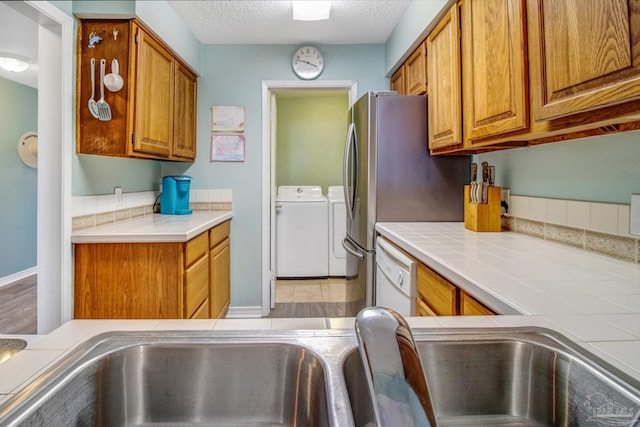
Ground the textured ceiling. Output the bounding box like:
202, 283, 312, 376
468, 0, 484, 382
167, 1, 412, 45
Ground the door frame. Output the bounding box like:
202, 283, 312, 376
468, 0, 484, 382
260, 80, 357, 316
8, 1, 74, 333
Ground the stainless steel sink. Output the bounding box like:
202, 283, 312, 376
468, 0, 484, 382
343, 328, 640, 426
1, 327, 639, 427
0, 330, 354, 427
0, 338, 26, 365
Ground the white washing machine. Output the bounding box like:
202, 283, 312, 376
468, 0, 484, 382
276, 186, 328, 277
328, 186, 347, 276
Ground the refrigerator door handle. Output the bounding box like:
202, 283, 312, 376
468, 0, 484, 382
342, 237, 364, 260
343, 122, 357, 220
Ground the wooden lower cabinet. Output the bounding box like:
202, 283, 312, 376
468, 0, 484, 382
460, 290, 496, 315
415, 261, 496, 317
209, 231, 230, 318
417, 263, 458, 316
74, 220, 230, 319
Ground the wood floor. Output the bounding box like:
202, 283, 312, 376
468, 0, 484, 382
0, 276, 359, 330
0, 275, 37, 334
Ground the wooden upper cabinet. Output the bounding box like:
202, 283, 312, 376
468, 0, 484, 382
405, 43, 427, 95
390, 66, 405, 94
427, 3, 462, 150
462, 0, 529, 144
528, 0, 640, 121
172, 62, 198, 160
76, 19, 198, 161
132, 25, 174, 158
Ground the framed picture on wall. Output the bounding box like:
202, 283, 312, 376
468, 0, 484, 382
211, 105, 245, 132
211, 134, 245, 162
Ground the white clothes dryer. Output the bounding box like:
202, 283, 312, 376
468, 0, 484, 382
328, 186, 347, 276
276, 186, 328, 277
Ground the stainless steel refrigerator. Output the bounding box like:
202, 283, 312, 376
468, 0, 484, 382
342, 91, 470, 313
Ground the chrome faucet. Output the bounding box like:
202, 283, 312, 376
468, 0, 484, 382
355, 307, 438, 426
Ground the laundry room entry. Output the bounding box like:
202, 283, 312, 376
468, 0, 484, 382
271, 91, 354, 315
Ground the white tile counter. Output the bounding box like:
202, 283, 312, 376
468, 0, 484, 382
71, 210, 233, 243
376, 222, 640, 380
2, 220, 639, 405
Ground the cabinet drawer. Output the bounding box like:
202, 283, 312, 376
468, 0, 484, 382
417, 263, 458, 316
416, 297, 437, 317
210, 220, 231, 249
190, 298, 210, 319
185, 232, 209, 267
184, 254, 209, 318
460, 291, 495, 315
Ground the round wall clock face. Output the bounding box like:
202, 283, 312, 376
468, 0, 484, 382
292, 46, 324, 80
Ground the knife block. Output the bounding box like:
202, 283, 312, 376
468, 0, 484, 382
464, 185, 502, 232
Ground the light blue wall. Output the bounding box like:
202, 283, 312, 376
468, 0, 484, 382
0, 78, 38, 277
70, 0, 202, 196
384, 0, 447, 76
476, 131, 640, 204
162, 44, 387, 307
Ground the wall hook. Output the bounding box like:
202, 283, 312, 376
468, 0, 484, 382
88, 31, 102, 48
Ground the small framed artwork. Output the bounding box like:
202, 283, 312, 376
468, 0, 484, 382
211, 134, 245, 162
211, 105, 245, 132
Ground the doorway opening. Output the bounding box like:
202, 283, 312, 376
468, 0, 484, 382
261, 80, 357, 317
0, 1, 73, 334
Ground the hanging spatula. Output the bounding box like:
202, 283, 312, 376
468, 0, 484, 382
96, 58, 112, 121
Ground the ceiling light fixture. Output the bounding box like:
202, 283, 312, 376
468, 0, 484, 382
292, 1, 331, 21
0, 53, 30, 73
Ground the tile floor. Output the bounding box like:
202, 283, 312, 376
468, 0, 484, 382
274, 277, 364, 303
268, 278, 365, 318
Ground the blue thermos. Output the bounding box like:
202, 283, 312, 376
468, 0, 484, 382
160, 175, 192, 215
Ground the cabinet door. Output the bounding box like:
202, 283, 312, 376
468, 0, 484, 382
132, 26, 173, 157
210, 238, 230, 319
427, 4, 462, 150
184, 254, 209, 318
172, 62, 197, 160
462, 0, 528, 143
405, 43, 427, 95
528, 0, 640, 120
416, 263, 458, 316
390, 66, 405, 94
460, 291, 495, 315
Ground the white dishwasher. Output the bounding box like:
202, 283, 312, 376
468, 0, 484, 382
375, 236, 417, 316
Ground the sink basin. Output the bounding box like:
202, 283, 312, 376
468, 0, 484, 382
343, 328, 640, 426
0, 339, 26, 365
0, 332, 333, 426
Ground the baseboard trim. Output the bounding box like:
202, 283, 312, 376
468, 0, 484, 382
0, 267, 37, 289
225, 306, 264, 318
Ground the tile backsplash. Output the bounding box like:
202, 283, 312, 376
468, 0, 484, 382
72, 189, 232, 231
505, 195, 639, 263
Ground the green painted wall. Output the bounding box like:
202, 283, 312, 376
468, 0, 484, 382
0, 77, 37, 277
276, 94, 349, 193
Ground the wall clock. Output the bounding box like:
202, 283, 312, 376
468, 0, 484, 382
292, 45, 324, 80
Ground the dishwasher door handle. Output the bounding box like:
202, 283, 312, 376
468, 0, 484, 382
342, 238, 364, 260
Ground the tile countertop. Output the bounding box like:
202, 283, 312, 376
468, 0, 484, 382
376, 222, 640, 379
71, 210, 233, 243
2, 220, 640, 404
